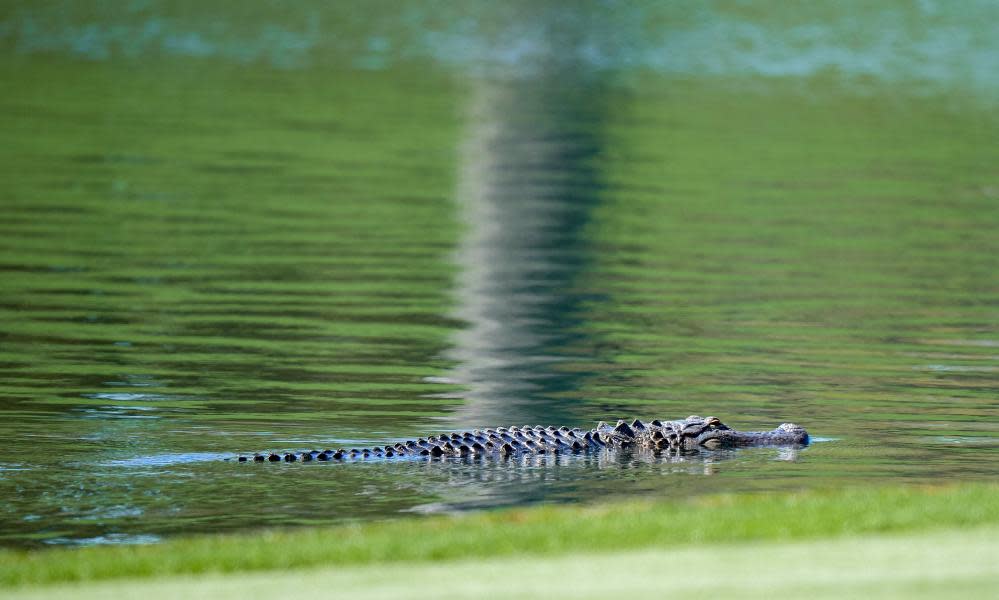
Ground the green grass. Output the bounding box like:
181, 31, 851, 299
3, 482, 997, 589
7, 527, 998, 599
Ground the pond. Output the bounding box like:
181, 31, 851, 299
0, 1, 997, 548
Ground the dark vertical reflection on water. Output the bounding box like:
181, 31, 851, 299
446, 74, 608, 427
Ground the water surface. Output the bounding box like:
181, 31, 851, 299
1, 2, 997, 548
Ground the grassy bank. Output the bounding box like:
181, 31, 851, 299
7, 526, 999, 599
3, 482, 997, 589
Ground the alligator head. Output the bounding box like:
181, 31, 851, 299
691, 418, 809, 448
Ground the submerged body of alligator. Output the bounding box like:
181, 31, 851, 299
236, 416, 808, 463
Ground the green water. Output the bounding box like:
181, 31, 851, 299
1, 2, 998, 548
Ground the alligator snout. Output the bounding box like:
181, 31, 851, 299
695, 423, 809, 448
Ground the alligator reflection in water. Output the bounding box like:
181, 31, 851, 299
272, 446, 805, 516
406, 445, 806, 487
404, 451, 786, 514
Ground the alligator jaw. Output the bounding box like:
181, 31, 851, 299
695, 423, 809, 448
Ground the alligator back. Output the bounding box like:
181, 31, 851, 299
236, 416, 809, 463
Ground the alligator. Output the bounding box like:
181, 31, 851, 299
236, 415, 808, 463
